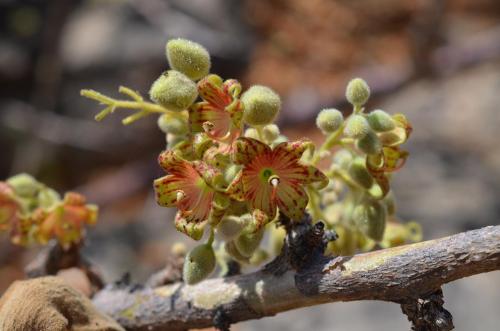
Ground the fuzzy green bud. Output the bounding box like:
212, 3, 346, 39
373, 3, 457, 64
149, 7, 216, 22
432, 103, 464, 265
244, 128, 259, 140
332, 150, 353, 169
242, 85, 281, 126
166, 38, 211, 81
353, 201, 386, 242
7, 173, 41, 198
356, 130, 382, 155
157, 113, 189, 135
217, 215, 245, 241
262, 124, 280, 142
345, 78, 370, 106
316, 108, 343, 133
344, 114, 370, 139
348, 157, 374, 189
183, 243, 216, 285
367, 110, 395, 132
37, 188, 61, 209
149, 70, 198, 112
235, 228, 264, 258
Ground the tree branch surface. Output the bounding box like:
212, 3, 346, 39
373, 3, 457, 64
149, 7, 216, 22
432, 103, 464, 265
92, 225, 500, 331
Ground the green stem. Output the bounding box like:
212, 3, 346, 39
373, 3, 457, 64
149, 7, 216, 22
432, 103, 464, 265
306, 185, 326, 222
207, 227, 215, 246
310, 125, 344, 166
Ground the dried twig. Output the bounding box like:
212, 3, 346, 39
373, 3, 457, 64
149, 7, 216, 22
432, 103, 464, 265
92, 224, 500, 331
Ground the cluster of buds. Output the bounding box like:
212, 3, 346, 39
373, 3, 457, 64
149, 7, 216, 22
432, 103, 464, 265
0, 174, 97, 249
82, 38, 420, 284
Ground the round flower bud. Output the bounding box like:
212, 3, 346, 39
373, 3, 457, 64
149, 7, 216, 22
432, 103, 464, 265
217, 216, 245, 241
149, 70, 198, 112
262, 124, 280, 142
353, 201, 386, 242
345, 78, 370, 106
344, 114, 370, 139
316, 108, 343, 133
348, 157, 374, 189
157, 113, 189, 135
166, 38, 211, 81
356, 130, 382, 155
37, 188, 61, 209
244, 128, 259, 140
7, 173, 41, 198
235, 228, 264, 258
332, 150, 353, 169
241, 85, 281, 126
367, 110, 395, 132
182, 243, 216, 285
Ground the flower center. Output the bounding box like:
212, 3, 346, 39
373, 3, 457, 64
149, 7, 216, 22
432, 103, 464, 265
260, 168, 274, 181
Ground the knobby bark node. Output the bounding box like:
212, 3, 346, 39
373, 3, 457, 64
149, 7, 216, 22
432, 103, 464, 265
400, 288, 454, 331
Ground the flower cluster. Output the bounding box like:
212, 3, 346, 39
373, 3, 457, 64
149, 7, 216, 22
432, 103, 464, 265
81, 38, 420, 284
0, 174, 97, 248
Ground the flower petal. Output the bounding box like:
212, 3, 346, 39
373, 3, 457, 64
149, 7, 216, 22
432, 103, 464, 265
232, 137, 271, 165
153, 175, 185, 207
242, 169, 277, 219
226, 170, 245, 201
198, 75, 232, 110
189, 102, 231, 139
275, 181, 308, 220
175, 212, 205, 240
272, 139, 314, 162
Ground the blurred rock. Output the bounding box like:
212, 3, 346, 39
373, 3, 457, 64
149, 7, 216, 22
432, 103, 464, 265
0, 276, 124, 331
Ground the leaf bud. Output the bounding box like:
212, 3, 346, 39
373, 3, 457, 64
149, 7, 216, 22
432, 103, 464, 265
348, 157, 374, 189
242, 85, 281, 126
316, 108, 343, 133
367, 109, 395, 132
356, 130, 382, 155
149, 70, 198, 112
166, 38, 211, 81
344, 114, 370, 139
182, 243, 216, 285
345, 78, 370, 106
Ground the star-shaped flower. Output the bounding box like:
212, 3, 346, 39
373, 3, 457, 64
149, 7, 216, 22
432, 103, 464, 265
154, 150, 227, 238
226, 138, 328, 220
189, 74, 243, 150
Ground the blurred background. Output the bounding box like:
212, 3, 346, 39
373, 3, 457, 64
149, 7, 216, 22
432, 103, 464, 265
1, 0, 500, 330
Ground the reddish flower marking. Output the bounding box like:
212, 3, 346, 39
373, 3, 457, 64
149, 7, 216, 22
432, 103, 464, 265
35, 192, 97, 247
189, 75, 243, 151
0, 182, 22, 237
227, 138, 328, 220
154, 150, 220, 228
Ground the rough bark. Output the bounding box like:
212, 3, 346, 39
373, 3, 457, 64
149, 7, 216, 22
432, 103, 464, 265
92, 225, 500, 331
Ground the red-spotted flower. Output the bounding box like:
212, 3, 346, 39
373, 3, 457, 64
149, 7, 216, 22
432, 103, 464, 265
154, 150, 226, 239
34, 192, 98, 247
226, 138, 328, 220
189, 74, 243, 150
